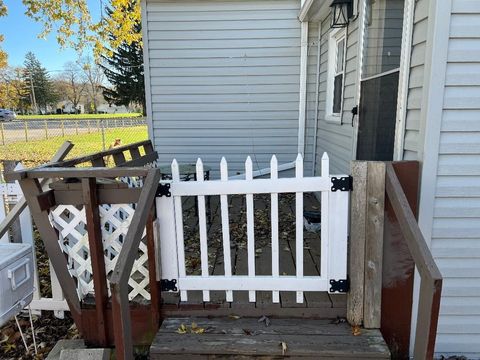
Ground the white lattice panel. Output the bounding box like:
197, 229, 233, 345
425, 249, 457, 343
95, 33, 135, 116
50, 203, 150, 301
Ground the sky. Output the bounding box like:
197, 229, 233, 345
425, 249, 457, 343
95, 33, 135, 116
2, 0, 102, 73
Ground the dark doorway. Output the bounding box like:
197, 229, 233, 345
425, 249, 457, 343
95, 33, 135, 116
356, 0, 405, 161
356, 71, 399, 161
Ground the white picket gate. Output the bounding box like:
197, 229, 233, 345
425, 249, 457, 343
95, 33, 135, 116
157, 153, 350, 304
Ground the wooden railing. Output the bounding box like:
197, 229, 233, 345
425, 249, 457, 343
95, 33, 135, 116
347, 161, 442, 359
5, 140, 161, 360
385, 163, 442, 359
39, 139, 157, 169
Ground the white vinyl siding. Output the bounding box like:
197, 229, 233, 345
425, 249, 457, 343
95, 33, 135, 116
402, 0, 429, 160
144, 0, 303, 177
423, 0, 480, 357
313, 14, 357, 175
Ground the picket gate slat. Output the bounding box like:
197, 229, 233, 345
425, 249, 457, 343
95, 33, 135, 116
270, 156, 280, 304
245, 156, 256, 302
321, 153, 329, 279
196, 158, 210, 302
172, 159, 188, 301
156, 187, 178, 282
220, 158, 233, 302
295, 154, 304, 303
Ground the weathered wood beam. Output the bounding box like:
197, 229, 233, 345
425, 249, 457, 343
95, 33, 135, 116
363, 162, 385, 329
385, 164, 441, 282
117, 152, 158, 168
53, 188, 142, 206
347, 161, 367, 326
110, 168, 162, 360
385, 163, 442, 359
18, 177, 83, 329
47, 140, 152, 168
10, 167, 150, 181
0, 141, 73, 239
83, 178, 109, 346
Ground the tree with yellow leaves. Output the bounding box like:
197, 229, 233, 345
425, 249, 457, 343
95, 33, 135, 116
0, 1, 8, 69
0, 0, 141, 62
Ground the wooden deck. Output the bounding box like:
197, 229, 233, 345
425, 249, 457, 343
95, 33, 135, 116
150, 317, 390, 359
161, 192, 346, 319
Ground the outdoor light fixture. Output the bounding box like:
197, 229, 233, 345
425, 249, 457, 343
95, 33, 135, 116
330, 0, 353, 28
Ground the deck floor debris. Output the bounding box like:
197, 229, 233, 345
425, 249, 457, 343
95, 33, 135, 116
150, 317, 390, 359
162, 192, 346, 314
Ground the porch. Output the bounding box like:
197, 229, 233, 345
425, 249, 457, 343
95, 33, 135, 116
2, 140, 442, 359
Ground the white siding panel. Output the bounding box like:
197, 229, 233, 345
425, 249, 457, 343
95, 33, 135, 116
426, 2, 480, 356
314, 12, 357, 176
402, 0, 430, 161
146, 0, 302, 177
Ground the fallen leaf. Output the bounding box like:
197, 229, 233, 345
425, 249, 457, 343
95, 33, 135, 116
2, 343, 16, 352
280, 341, 288, 355
192, 326, 205, 334
352, 325, 361, 336
229, 315, 241, 320
176, 324, 187, 334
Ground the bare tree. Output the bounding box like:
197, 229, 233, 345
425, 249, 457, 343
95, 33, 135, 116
78, 56, 104, 113
57, 62, 86, 113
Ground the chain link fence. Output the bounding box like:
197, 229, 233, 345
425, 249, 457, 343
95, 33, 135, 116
0, 117, 148, 167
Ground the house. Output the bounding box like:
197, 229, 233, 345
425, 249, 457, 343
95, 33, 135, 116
141, 0, 479, 357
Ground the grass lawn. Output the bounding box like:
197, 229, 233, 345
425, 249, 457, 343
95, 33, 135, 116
0, 126, 148, 167
17, 113, 143, 120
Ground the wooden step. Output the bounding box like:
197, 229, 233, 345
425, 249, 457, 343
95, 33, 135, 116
150, 317, 390, 359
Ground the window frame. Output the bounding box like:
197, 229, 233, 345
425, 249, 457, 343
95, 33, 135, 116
326, 27, 347, 123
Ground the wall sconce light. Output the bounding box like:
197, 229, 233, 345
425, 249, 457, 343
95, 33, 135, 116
330, 0, 353, 28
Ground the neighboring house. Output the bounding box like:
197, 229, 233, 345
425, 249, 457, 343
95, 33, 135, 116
56, 100, 84, 114
96, 103, 130, 114
141, 0, 480, 357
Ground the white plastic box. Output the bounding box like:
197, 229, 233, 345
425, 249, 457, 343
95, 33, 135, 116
0, 243, 34, 327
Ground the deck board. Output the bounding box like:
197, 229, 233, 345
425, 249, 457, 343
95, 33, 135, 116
150, 317, 390, 359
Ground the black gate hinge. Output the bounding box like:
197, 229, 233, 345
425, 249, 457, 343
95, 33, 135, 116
329, 278, 350, 293
331, 176, 353, 192
156, 183, 171, 197
160, 279, 177, 292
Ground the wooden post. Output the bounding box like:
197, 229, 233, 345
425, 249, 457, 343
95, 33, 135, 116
348, 161, 385, 328
44, 120, 48, 139
61, 119, 65, 137
82, 178, 109, 346
347, 161, 367, 326
24, 121, 28, 142
88, 119, 91, 134
363, 162, 385, 328
75, 120, 79, 135
110, 169, 161, 360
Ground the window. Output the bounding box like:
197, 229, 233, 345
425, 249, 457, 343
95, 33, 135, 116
326, 28, 346, 122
